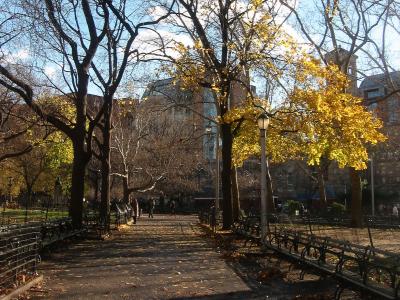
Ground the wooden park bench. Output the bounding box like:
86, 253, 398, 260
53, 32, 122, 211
41, 217, 86, 248
264, 228, 400, 299
232, 216, 261, 247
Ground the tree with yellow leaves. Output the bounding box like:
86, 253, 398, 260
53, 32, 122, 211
0, 96, 74, 210
230, 56, 386, 216
280, 0, 389, 227
162, 0, 297, 228
1, 121, 73, 211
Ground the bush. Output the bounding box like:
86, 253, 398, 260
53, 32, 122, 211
331, 202, 346, 216
286, 200, 302, 216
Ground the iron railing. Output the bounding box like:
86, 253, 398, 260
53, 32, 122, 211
265, 227, 400, 299
227, 215, 400, 299
0, 217, 87, 292
0, 223, 40, 291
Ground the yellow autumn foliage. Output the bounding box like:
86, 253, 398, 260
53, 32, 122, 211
165, 0, 385, 172
167, 3, 293, 107
231, 57, 386, 170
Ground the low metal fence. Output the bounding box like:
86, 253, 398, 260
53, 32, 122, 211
0, 223, 41, 292
265, 227, 400, 299
227, 215, 400, 299
198, 210, 400, 299
264, 214, 400, 230
364, 215, 400, 229
198, 209, 222, 227
0, 205, 133, 294
0, 217, 87, 293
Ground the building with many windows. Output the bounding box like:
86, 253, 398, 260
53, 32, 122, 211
142, 77, 250, 161
255, 50, 400, 208
142, 60, 400, 208
359, 71, 400, 199
141, 77, 251, 201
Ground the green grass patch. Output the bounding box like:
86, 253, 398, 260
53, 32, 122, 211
0, 208, 68, 223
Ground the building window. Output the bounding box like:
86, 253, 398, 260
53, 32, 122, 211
381, 166, 386, 175
368, 102, 378, 117
365, 88, 382, 99
150, 90, 164, 96
126, 115, 135, 129
387, 151, 394, 160
388, 98, 398, 123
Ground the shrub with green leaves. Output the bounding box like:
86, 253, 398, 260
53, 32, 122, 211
286, 200, 302, 216
331, 202, 346, 216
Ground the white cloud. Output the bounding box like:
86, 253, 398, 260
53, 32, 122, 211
14, 49, 29, 60
44, 65, 56, 78
1, 48, 30, 64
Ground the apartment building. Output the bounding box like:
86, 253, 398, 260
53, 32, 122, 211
359, 71, 400, 198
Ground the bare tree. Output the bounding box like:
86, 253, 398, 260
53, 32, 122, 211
149, 0, 291, 228
0, 2, 36, 162
88, 0, 175, 227
0, 90, 36, 161
359, 0, 400, 101
111, 97, 202, 204
0, 0, 110, 227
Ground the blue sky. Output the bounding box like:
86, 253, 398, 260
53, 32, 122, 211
1, 0, 399, 100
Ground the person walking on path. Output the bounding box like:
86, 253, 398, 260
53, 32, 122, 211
130, 196, 139, 224
169, 200, 176, 215
210, 201, 217, 232
148, 198, 155, 218
393, 205, 399, 218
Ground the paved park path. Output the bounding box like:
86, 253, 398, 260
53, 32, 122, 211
34, 215, 265, 299
33, 214, 333, 300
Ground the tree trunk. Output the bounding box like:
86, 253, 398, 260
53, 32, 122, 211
231, 166, 240, 222
70, 144, 87, 228
266, 158, 275, 213
94, 173, 99, 202
122, 175, 129, 204
25, 185, 33, 222
221, 123, 233, 229
69, 73, 90, 228
317, 169, 327, 206
350, 168, 363, 227
100, 100, 112, 229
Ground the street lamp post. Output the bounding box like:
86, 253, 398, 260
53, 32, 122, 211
205, 126, 213, 175
370, 156, 375, 216
96, 169, 101, 203
205, 124, 220, 210
215, 127, 220, 211
257, 113, 270, 242
7, 177, 12, 211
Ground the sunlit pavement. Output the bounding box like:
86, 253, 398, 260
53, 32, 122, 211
34, 214, 274, 300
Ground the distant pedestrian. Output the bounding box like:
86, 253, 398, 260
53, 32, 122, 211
393, 205, 399, 218
378, 204, 384, 216
169, 200, 176, 215
130, 196, 139, 224
249, 204, 256, 216
210, 201, 216, 232
148, 198, 155, 218
159, 194, 165, 212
